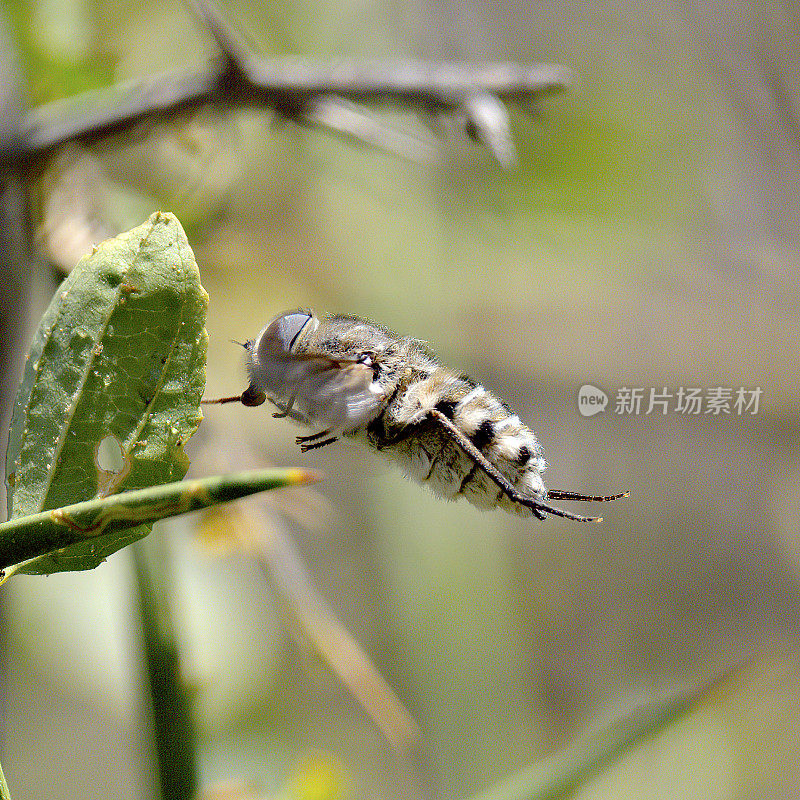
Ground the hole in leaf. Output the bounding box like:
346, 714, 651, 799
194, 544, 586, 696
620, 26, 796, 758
95, 435, 131, 496
96, 435, 125, 472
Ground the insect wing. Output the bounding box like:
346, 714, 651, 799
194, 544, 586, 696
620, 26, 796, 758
297, 359, 384, 431
247, 349, 314, 398
249, 347, 383, 432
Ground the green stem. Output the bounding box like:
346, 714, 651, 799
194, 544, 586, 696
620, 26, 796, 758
0, 468, 318, 571
133, 540, 197, 800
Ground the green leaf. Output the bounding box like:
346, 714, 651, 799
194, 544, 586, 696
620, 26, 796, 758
5, 212, 208, 574
0, 469, 321, 579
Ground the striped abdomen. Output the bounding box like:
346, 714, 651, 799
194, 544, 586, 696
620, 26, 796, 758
365, 369, 548, 517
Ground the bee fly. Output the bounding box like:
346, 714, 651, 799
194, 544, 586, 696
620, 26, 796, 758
204, 310, 628, 522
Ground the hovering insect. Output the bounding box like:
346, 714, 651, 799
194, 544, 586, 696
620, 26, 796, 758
204, 310, 628, 521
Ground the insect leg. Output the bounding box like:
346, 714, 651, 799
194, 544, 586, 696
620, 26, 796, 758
296, 429, 334, 443
299, 436, 339, 452
547, 490, 629, 502
272, 394, 298, 418
426, 409, 604, 522
267, 397, 309, 423
296, 429, 338, 451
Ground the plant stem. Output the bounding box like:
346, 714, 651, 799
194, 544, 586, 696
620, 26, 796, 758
0, 469, 319, 573
133, 539, 197, 800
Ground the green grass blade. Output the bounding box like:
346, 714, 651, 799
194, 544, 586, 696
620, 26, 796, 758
467, 678, 730, 800
0, 468, 320, 578
5, 212, 208, 572
0, 755, 10, 800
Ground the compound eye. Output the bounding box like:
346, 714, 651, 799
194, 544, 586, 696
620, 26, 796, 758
259, 310, 318, 354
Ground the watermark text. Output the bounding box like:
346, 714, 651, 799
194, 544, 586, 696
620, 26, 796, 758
578, 385, 762, 417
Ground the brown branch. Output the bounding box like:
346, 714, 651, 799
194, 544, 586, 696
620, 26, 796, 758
6, 0, 571, 169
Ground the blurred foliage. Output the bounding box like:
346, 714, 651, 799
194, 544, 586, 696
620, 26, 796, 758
284, 752, 351, 800
6, 0, 115, 104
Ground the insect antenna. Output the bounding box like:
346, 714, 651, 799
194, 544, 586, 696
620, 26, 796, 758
547, 490, 630, 502
202, 387, 266, 407
202, 340, 259, 404
201, 395, 243, 405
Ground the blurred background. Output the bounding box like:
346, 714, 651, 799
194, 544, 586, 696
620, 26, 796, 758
1, 0, 800, 798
